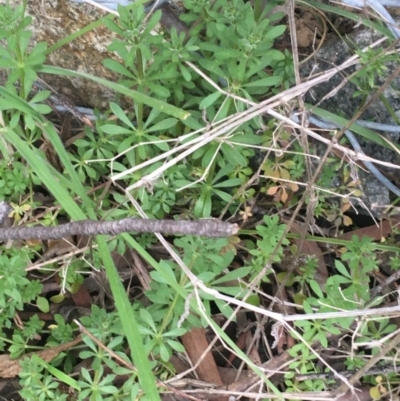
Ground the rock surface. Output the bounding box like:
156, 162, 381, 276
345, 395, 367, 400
1, 0, 122, 109
301, 17, 400, 215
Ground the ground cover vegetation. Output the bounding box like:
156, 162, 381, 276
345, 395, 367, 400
0, 0, 399, 400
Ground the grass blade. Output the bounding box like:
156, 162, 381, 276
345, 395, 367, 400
38, 65, 191, 120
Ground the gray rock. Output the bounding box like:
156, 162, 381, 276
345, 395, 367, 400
0, 0, 122, 109
301, 18, 400, 216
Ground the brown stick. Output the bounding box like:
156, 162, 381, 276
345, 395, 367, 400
0, 215, 238, 241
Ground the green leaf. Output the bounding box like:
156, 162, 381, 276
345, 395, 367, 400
101, 124, 134, 135
215, 178, 243, 188
335, 260, 351, 279
194, 191, 212, 217
166, 339, 185, 352
245, 56, 277, 78
0, 86, 41, 115
180, 64, 192, 81
159, 343, 170, 362
212, 266, 252, 284
110, 102, 136, 128
50, 294, 65, 304
229, 132, 264, 145
200, 43, 242, 58
108, 336, 124, 349
38, 65, 190, 120
3, 127, 86, 219
243, 76, 282, 87
36, 296, 49, 313
97, 238, 161, 400
103, 59, 135, 78
145, 118, 178, 133
265, 25, 286, 40
309, 280, 324, 299
31, 103, 52, 114
221, 145, 247, 166
213, 189, 232, 202
215, 298, 234, 318
140, 309, 157, 332
199, 91, 222, 109
0, 58, 16, 68
198, 59, 226, 79
164, 328, 186, 338
245, 294, 260, 307
147, 83, 171, 98
29, 90, 50, 103
276, 272, 296, 286
31, 355, 81, 391
150, 260, 178, 286
2, 102, 160, 400
197, 271, 216, 282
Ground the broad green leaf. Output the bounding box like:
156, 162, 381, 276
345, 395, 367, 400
36, 296, 49, 313
200, 91, 222, 109
180, 64, 191, 81
50, 294, 65, 304
147, 83, 171, 98
145, 118, 178, 133
198, 58, 226, 79
31, 103, 52, 114
0, 58, 16, 68
246, 54, 281, 78
197, 271, 216, 282
265, 25, 286, 40
221, 145, 248, 166
140, 309, 157, 332
213, 189, 232, 202
215, 299, 234, 318
334, 260, 351, 279
309, 280, 324, 299
245, 294, 260, 307
164, 328, 186, 338
166, 339, 185, 353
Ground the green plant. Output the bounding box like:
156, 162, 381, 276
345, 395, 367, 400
0, 0, 398, 400
19, 357, 68, 401
352, 47, 394, 95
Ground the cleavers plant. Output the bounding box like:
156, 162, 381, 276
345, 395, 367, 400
0, 0, 398, 400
